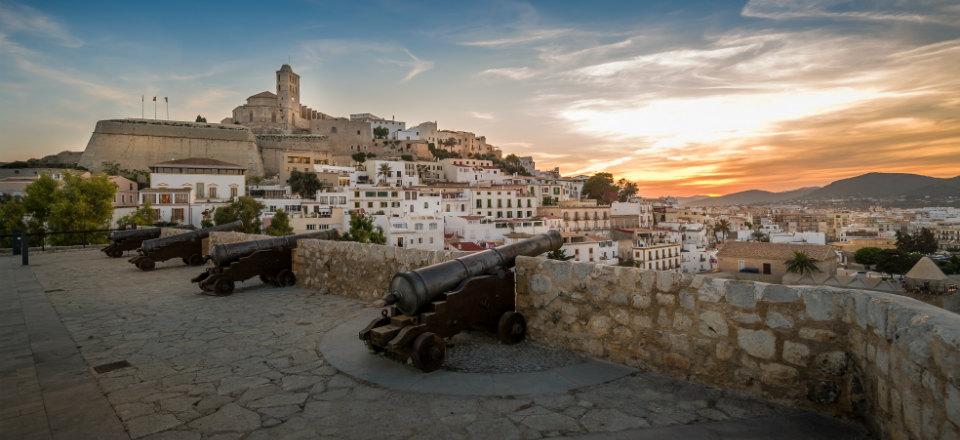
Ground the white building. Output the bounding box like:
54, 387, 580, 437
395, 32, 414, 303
314, 164, 362, 188
441, 159, 504, 184
465, 186, 539, 220
559, 234, 619, 265
612, 201, 655, 228
769, 231, 827, 245
141, 158, 245, 226
351, 113, 406, 138
447, 216, 560, 243
364, 160, 419, 187
375, 215, 443, 250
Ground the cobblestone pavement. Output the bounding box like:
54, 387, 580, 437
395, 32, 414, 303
1, 250, 870, 439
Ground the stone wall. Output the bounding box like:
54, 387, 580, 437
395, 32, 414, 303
79, 119, 265, 176
254, 134, 330, 177
293, 239, 468, 301
206, 231, 271, 256
514, 257, 960, 439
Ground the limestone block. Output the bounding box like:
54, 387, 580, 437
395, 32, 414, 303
699, 310, 729, 338
762, 284, 799, 303
733, 312, 760, 325
783, 341, 810, 366
766, 311, 794, 330
814, 351, 848, 376
726, 282, 758, 310
798, 327, 836, 343
948, 384, 960, 427
802, 288, 839, 321
760, 362, 798, 386
737, 329, 776, 360
697, 278, 725, 303
630, 294, 651, 309
587, 315, 612, 337
655, 293, 676, 306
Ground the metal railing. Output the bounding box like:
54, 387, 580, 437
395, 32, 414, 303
0, 228, 133, 251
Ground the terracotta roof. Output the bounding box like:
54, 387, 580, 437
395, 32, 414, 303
152, 158, 244, 169
716, 241, 836, 261
905, 257, 947, 281
451, 242, 484, 251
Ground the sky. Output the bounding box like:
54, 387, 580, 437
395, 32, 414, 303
0, 0, 958, 196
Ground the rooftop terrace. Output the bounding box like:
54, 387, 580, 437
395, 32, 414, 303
2, 249, 874, 439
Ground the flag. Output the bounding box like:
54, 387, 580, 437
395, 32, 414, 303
164, 97, 168, 103
152, 96, 157, 102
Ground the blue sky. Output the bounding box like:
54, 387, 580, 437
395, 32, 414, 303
1, 0, 958, 195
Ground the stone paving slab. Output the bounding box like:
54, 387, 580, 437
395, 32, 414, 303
319, 307, 637, 396
0, 250, 873, 439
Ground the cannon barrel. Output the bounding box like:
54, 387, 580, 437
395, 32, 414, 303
384, 230, 561, 315
209, 231, 337, 266
140, 220, 244, 253
109, 227, 161, 242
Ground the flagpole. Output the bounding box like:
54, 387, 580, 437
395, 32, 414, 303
153, 96, 157, 119
141, 95, 144, 118
165, 97, 169, 120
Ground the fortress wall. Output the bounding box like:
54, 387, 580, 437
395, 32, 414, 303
79, 119, 265, 176
293, 239, 468, 302
515, 257, 960, 440
254, 134, 330, 177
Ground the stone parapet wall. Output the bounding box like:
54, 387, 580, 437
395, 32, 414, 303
514, 257, 960, 440
293, 240, 468, 301
206, 231, 271, 256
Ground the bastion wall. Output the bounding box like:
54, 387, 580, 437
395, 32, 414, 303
79, 119, 265, 176
514, 257, 960, 440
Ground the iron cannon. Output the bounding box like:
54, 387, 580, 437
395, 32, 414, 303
359, 230, 562, 372
129, 220, 243, 271
191, 231, 336, 295
101, 227, 161, 258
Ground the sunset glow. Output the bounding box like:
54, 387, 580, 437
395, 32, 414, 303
1, 0, 958, 196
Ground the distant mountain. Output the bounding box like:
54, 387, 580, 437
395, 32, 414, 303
688, 187, 818, 207
685, 173, 960, 207
803, 173, 950, 200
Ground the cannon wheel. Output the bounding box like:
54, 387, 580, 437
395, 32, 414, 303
411, 332, 445, 372
276, 270, 296, 287
497, 311, 526, 345
186, 254, 205, 266
136, 258, 156, 271
107, 248, 123, 258
213, 278, 234, 296
259, 274, 274, 285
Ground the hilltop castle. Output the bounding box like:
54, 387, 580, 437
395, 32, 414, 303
80, 64, 501, 177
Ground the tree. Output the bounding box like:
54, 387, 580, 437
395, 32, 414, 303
428, 143, 460, 160
853, 247, 884, 269
547, 248, 574, 261
341, 211, 385, 244
582, 173, 619, 204
352, 152, 368, 163
938, 255, 960, 275
23, 174, 59, 233
247, 175, 264, 187
542, 196, 557, 206
0, 199, 26, 248
750, 229, 768, 242
714, 219, 732, 242
287, 170, 323, 198
117, 202, 156, 228
373, 126, 389, 139
46, 173, 117, 245
785, 251, 821, 276
400, 154, 414, 162
875, 249, 921, 275
264, 210, 294, 236
895, 228, 938, 254
377, 163, 393, 185
195, 115, 207, 123
213, 196, 263, 233
617, 180, 639, 202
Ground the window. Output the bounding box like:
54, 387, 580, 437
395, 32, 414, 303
230, 187, 238, 199
762, 263, 772, 275
196, 183, 204, 198
307, 224, 317, 230
209, 187, 217, 199
171, 208, 184, 222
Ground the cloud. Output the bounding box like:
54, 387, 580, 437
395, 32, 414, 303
0, 2, 83, 47
478, 67, 537, 81
741, 0, 960, 25
461, 28, 574, 47
469, 111, 495, 121
301, 39, 433, 82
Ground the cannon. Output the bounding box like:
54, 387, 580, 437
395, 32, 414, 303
129, 220, 244, 271
191, 231, 336, 295
101, 227, 161, 258
359, 230, 562, 372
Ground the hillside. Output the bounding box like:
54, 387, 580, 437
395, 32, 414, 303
685, 173, 960, 206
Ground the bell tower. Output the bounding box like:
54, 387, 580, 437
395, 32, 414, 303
276, 64, 300, 130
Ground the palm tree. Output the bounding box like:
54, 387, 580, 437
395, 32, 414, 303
751, 228, 768, 242
785, 251, 821, 275
377, 164, 393, 186
715, 219, 731, 242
